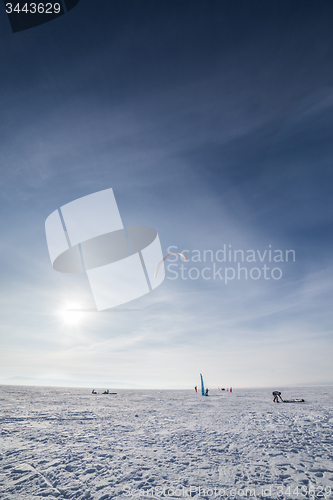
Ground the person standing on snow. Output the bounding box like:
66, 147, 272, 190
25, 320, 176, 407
272, 391, 283, 403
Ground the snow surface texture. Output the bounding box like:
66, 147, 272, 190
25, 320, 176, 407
0, 386, 333, 499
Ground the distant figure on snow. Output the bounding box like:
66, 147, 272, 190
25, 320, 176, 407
92, 390, 97, 394
205, 388, 209, 396
272, 391, 283, 403
194, 386, 197, 393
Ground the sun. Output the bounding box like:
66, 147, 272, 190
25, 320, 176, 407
61, 304, 85, 326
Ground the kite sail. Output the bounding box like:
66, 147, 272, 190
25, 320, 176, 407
200, 373, 205, 396
155, 252, 188, 278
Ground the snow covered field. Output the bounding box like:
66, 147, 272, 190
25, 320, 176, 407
1, 385, 332, 500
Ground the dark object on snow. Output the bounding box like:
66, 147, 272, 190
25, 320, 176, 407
205, 388, 209, 396
282, 399, 305, 403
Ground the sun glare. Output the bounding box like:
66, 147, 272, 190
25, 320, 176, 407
61, 304, 85, 326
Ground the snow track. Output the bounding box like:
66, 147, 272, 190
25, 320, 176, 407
0, 386, 332, 499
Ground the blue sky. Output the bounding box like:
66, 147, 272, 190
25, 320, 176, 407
0, 0, 332, 389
